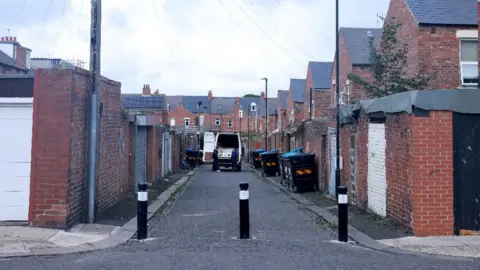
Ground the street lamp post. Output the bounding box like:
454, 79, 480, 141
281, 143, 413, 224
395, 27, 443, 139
335, 0, 341, 197
261, 78, 268, 150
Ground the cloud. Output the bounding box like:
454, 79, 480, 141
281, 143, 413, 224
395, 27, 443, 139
0, 0, 389, 96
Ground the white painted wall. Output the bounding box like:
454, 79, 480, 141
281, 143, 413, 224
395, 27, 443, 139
367, 123, 387, 217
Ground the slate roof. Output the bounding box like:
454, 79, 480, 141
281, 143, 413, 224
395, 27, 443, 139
340, 27, 382, 66
239, 96, 260, 110
0, 50, 28, 71
290, 79, 306, 103
210, 97, 235, 114
277, 90, 288, 110
183, 96, 211, 114
308, 62, 333, 89
165, 95, 182, 112
121, 94, 166, 110
404, 0, 477, 26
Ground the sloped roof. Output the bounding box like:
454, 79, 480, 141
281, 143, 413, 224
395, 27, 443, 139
277, 90, 288, 110
0, 50, 27, 71
121, 94, 166, 110
211, 97, 235, 114
183, 96, 211, 114
340, 27, 382, 66
290, 79, 306, 102
308, 62, 333, 89
404, 0, 477, 26
165, 95, 182, 112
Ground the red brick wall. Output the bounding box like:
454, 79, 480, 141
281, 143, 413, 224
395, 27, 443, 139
418, 26, 475, 89
384, 0, 420, 80
385, 0, 473, 89
168, 105, 195, 127
339, 114, 368, 206
30, 68, 127, 229
30, 69, 73, 228
15, 46, 27, 68
385, 113, 413, 227
337, 109, 454, 236
313, 90, 330, 117
410, 111, 454, 236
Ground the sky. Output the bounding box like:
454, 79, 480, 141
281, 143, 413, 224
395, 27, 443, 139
0, 0, 390, 97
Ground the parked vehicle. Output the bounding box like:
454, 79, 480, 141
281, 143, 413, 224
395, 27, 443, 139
214, 132, 242, 171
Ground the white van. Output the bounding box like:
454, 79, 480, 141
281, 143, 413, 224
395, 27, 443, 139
215, 132, 242, 171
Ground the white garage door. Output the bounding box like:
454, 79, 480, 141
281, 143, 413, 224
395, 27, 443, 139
367, 123, 387, 217
0, 101, 33, 221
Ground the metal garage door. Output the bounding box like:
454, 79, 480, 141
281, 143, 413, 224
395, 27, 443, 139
367, 123, 387, 217
135, 126, 147, 190
0, 101, 33, 221
328, 128, 336, 196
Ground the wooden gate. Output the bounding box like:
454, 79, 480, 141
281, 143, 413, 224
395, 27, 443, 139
453, 113, 480, 235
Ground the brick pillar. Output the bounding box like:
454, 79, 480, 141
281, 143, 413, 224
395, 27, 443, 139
29, 69, 74, 228
410, 111, 454, 236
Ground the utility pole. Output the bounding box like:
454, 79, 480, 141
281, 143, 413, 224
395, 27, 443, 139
261, 78, 268, 149
87, 0, 102, 223
247, 105, 250, 153
335, 0, 341, 197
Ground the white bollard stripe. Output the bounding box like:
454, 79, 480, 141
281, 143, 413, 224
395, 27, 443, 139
138, 191, 148, 202
239, 190, 249, 200
338, 194, 348, 204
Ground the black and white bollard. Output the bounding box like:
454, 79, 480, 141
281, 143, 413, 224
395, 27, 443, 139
337, 185, 348, 242
137, 183, 148, 240
239, 182, 250, 239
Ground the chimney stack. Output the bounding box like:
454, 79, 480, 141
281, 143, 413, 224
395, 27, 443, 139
260, 91, 265, 101
208, 90, 213, 101
154, 89, 159, 95
142, 84, 151, 96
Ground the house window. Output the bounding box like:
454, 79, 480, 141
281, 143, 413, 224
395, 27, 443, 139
199, 115, 204, 126
250, 102, 256, 112
170, 118, 175, 126
215, 117, 221, 126
460, 39, 478, 86
228, 119, 233, 128
26, 51, 31, 69
217, 104, 222, 110
239, 110, 243, 119
166, 103, 170, 111
184, 118, 190, 127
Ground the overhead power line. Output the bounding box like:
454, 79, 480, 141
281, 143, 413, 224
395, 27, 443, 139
35, 0, 54, 51
150, 0, 172, 58
241, 0, 319, 60
231, 0, 306, 69
217, 0, 294, 78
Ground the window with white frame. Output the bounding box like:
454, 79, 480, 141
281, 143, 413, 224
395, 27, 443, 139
250, 102, 256, 112
331, 80, 336, 107
460, 39, 478, 86
170, 118, 175, 126
184, 118, 190, 127
166, 103, 170, 111
215, 117, 221, 126
239, 110, 243, 119
199, 115, 204, 126
228, 119, 233, 128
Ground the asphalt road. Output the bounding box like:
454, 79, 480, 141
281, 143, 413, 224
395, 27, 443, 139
2, 167, 478, 269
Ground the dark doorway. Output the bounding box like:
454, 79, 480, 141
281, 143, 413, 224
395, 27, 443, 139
453, 113, 480, 234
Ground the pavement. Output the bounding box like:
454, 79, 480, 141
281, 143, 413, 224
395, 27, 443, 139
251, 166, 480, 260
0, 166, 479, 269
0, 169, 196, 258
